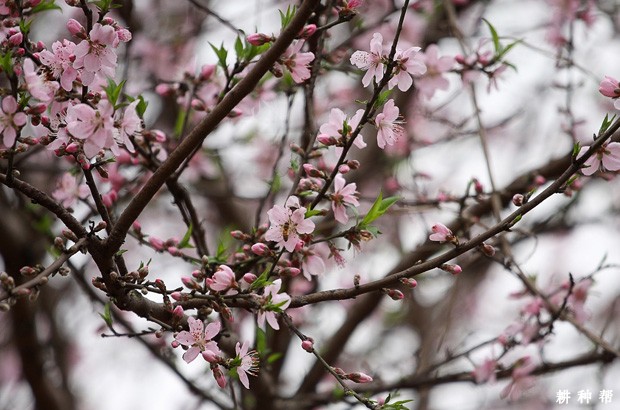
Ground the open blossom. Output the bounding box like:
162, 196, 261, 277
116, 100, 141, 153
39, 39, 78, 91
0, 96, 27, 148
257, 279, 291, 330
52, 173, 90, 208
277, 40, 314, 83
174, 317, 221, 363
388, 46, 427, 91
500, 356, 537, 401
415, 44, 455, 98
66, 100, 117, 158
73, 23, 118, 86
23, 58, 59, 102
234, 341, 259, 389
472, 358, 497, 384
578, 142, 620, 176
350, 33, 385, 87
265, 196, 315, 252
374, 99, 403, 149
318, 108, 366, 149
331, 174, 360, 224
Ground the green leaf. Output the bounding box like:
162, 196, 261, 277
267, 352, 283, 364
135, 95, 148, 117
598, 113, 617, 135
278, 5, 296, 29
104, 79, 126, 107
572, 142, 581, 158
375, 90, 393, 108
209, 42, 229, 69
177, 225, 194, 249
173, 109, 187, 138
270, 173, 281, 193
30, 0, 61, 13
249, 267, 271, 291
0, 50, 14, 76
360, 192, 400, 227
305, 209, 323, 218
482, 18, 501, 54
98, 302, 113, 326
234, 36, 244, 60
255, 327, 267, 353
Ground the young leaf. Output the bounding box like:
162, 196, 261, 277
482, 18, 501, 54
98, 302, 113, 326
360, 192, 400, 227
177, 224, 194, 249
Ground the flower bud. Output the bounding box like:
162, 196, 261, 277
346, 372, 373, 383
301, 339, 314, 352
299, 24, 317, 39
441, 263, 462, 275
247, 33, 273, 46
400, 277, 418, 288
66, 19, 86, 38
243, 273, 257, 284
251, 243, 270, 256
512, 194, 524, 206
384, 288, 404, 300
480, 243, 496, 257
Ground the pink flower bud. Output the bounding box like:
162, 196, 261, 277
212, 366, 227, 388
385, 288, 404, 300
243, 273, 257, 284
599, 76, 620, 98
317, 134, 337, 145
441, 264, 462, 275
171, 340, 180, 348
202, 350, 219, 363
9, 32, 23, 46
149, 237, 165, 251
66, 19, 86, 38
251, 243, 269, 255
182, 276, 198, 289
473, 178, 483, 194
171, 292, 183, 301
199, 64, 216, 81
429, 223, 455, 243
230, 230, 247, 240
480, 243, 496, 257
172, 305, 184, 319
512, 194, 524, 206
280, 267, 301, 277
346, 372, 373, 383
534, 175, 546, 186
301, 339, 314, 352
299, 24, 317, 39
247, 33, 273, 46
155, 83, 174, 96
400, 277, 418, 288
338, 164, 350, 174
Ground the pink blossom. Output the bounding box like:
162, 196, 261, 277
234, 341, 259, 389
66, 100, 117, 158
38, 40, 79, 91
257, 279, 291, 330
52, 173, 90, 208
116, 100, 141, 153
73, 23, 117, 86
300, 248, 325, 280
265, 196, 315, 252
350, 33, 385, 87
500, 356, 537, 401
0, 96, 27, 148
318, 108, 366, 149
567, 278, 592, 323
23, 58, 59, 102
578, 142, 620, 176
429, 223, 454, 243
388, 46, 427, 91
375, 99, 403, 149
472, 358, 497, 384
207, 265, 238, 294
278, 40, 315, 83
415, 45, 455, 98
174, 317, 221, 363
331, 174, 360, 224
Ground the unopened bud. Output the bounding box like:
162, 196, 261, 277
317, 134, 337, 146
512, 194, 524, 206
247, 33, 273, 46
480, 243, 496, 257
243, 273, 257, 284
400, 277, 418, 288
299, 24, 317, 39
301, 339, 314, 352
441, 263, 462, 275
384, 288, 404, 300
346, 372, 373, 383
251, 243, 270, 256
